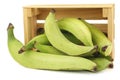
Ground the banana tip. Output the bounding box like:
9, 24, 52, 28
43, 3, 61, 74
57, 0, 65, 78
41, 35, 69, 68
18, 46, 25, 54
109, 63, 114, 68
102, 45, 108, 52
7, 23, 14, 30
50, 9, 56, 13
111, 58, 114, 61
18, 49, 24, 54
91, 66, 97, 72
78, 18, 82, 20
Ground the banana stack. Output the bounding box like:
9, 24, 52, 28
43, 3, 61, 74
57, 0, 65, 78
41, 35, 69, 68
7, 9, 113, 72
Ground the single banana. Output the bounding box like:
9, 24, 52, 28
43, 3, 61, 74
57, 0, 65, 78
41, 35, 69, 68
89, 58, 113, 71
44, 9, 97, 56
19, 33, 50, 53
57, 18, 93, 46
34, 41, 97, 57
80, 19, 112, 56
7, 23, 97, 71
34, 42, 65, 55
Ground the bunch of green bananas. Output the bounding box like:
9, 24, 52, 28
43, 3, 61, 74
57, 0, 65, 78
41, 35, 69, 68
7, 9, 113, 72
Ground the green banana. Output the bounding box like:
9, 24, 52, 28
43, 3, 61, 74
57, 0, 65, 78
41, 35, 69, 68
44, 9, 97, 56
19, 33, 50, 53
80, 19, 112, 56
34, 42, 65, 55
7, 23, 97, 71
34, 41, 97, 57
57, 18, 93, 46
89, 58, 113, 71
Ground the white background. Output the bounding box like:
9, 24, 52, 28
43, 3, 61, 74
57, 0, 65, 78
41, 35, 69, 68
0, 0, 120, 80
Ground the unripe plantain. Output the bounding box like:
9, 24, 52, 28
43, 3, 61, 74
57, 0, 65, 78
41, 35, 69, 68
19, 33, 50, 53
44, 9, 97, 56
89, 58, 113, 71
7, 23, 97, 71
34, 41, 97, 57
80, 19, 112, 56
34, 42, 65, 55
57, 18, 93, 46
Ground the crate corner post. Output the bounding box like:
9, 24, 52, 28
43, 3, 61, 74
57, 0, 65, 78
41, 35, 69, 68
23, 7, 39, 44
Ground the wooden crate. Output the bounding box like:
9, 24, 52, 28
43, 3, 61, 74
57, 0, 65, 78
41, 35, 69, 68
23, 4, 115, 58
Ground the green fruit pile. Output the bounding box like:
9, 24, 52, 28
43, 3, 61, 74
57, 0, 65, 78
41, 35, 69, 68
7, 9, 113, 72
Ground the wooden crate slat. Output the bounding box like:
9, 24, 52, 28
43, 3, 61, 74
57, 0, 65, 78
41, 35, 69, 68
102, 8, 108, 17
23, 8, 38, 43
107, 6, 114, 58
24, 4, 114, 8
23, 8, 32, 44
37, 23, 107, 33
30, 16, 37, 39
37, 8, 107, 20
